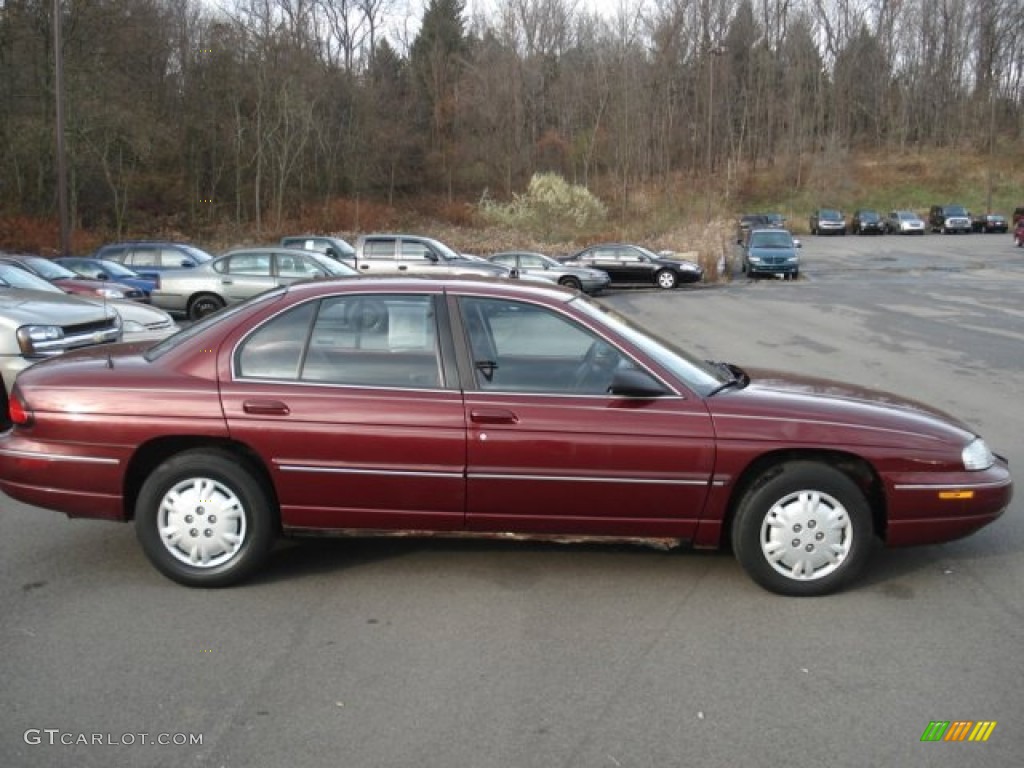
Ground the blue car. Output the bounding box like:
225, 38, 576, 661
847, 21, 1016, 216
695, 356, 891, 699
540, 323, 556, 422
741, 228, 801, 280
92, 241, 215, 279
56, 257, 158, 296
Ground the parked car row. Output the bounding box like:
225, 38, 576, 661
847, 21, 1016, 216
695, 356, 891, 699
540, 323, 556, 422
800, 205, 1019, 236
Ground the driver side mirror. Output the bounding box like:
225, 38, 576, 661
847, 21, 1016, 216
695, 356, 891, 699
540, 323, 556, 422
607, 368, 667, 398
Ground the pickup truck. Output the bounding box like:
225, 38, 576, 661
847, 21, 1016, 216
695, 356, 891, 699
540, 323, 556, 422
349, 234, 511, 278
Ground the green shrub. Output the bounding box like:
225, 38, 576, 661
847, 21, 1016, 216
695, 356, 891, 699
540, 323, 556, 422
478, 173, 607, 240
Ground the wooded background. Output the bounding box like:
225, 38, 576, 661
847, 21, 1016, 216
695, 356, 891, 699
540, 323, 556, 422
1, 0, 1022, 240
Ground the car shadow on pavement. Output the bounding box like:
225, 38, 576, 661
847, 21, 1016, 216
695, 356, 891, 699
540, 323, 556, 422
251, 536, 729, 587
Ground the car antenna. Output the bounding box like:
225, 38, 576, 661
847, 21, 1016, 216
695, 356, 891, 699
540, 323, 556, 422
102, 292, 114, 368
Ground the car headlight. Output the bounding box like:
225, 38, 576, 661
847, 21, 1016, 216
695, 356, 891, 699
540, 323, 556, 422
748, 255, 762, 263
962, 438, 995, 471
16, 325, 64, 355
95, 287, 126, 298
120, 318, 146, 332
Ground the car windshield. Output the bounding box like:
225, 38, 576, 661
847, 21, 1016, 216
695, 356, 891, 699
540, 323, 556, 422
424, 238, 461, 262
182, 245, 214, 263
309, 252, 358, 276
820, 209, 842, 220
23, 256, 78, 280
945, 206, 968, 217
97, 259, 140, 278
0, 263, 62, 292
897, 211, 917, 220
572, 297, 728, 395
749, 232, 794, 248
631, 246, 660, 260
860, 211, 879, 221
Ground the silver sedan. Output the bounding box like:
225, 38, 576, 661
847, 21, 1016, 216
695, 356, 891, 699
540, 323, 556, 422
489, 251, 610, 294
152, 247, 357, 320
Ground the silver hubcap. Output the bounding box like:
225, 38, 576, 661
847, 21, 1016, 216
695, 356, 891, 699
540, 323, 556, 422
157, 477, 247, 568
658, 273, 674, 288
760, 490, 852, 581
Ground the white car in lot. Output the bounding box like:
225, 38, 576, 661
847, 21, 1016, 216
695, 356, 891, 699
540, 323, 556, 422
886, 210, 926, 235
0, 264, 178, 396
0, 282, 119, 397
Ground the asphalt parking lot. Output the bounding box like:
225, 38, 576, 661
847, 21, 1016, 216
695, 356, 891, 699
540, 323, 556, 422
1, 230, 1021, 767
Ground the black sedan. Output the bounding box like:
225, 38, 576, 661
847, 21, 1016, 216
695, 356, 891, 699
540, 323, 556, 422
561, 243, 702, 290
971, 213, 1008, 234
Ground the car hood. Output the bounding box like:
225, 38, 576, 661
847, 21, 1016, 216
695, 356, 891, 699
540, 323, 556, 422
450, 260, 509, 276
53, 276, 135, 293
747, 244, 797, 257
706, 367, 975, 450
0, 288, 118, 324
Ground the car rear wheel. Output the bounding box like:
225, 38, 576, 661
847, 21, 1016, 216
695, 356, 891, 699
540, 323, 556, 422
135, 450, 276, 587
558, 276, 583, 291
655, 269, 677, 290
731, 461, 873, 596
188, 294, 225, 321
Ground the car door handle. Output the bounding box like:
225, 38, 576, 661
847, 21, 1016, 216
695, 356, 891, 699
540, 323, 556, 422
221, 279, 234, 285
470, 408, 519, 425
242, 399, 290, 416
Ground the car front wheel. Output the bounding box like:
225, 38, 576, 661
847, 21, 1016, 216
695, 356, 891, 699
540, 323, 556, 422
135, 450, 276, 587
655, 269, 678, 290
731, 461, 873, 596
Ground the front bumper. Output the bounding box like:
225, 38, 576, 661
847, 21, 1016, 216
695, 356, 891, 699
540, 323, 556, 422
885, 459, 1012, 546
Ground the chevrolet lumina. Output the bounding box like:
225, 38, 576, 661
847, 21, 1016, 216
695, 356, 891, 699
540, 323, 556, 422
0, 279, 1011, 596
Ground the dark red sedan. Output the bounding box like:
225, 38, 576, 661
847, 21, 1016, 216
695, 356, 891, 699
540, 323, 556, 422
0, 278, 1012, 595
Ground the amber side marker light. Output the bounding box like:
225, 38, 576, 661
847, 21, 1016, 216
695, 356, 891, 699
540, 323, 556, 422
9, 389, 33, 426
939, 491, 975, 500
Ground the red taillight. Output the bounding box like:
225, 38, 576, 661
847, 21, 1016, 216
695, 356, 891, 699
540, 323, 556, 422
9, 389, 33, 426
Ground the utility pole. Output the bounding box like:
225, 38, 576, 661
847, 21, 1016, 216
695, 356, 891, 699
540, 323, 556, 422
54, 0, 70, 256
705, 45, 726, 222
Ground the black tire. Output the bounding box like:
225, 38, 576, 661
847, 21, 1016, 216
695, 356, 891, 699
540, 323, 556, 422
654, 269, 677, 290
0, 378, 9, 431
135, 449, 276, 587
188, 294, 226, 321
731, 461, 873, 596
558, 276, 583, 292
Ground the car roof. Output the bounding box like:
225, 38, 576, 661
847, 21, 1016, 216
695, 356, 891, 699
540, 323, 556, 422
278, 275, 577, 304
222, 246, 330, 255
